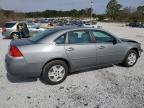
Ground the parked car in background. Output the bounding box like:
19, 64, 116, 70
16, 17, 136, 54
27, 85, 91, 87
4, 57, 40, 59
27, 22, 46, 35
5, 27, 143, 85
27, 22, 39, 29
82, 21, 98, 28
2, 21, 46, 39
127, 22, 144, 28
141, 23, 144, 28
82, 23, 98, 28
2, 21, 29, 39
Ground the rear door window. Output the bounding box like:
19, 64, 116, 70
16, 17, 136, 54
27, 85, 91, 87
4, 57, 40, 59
68, 31, 91, 44
28, 29, 60, 42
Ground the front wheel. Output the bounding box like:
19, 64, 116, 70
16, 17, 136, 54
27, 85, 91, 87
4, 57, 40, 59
123, 50, 138, 67
42, 60, 68, 85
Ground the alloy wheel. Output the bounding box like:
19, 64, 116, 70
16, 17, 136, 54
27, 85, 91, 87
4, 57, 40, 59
48, 65, 65, 82
127, 53, 137, 66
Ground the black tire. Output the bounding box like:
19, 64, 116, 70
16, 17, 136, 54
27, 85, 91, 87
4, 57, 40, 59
42, 60, 68, 85
10, 33, 18, 39
123, 50, 138, 67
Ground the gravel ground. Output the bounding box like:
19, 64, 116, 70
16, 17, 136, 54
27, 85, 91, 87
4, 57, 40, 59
0, 23, 144, 108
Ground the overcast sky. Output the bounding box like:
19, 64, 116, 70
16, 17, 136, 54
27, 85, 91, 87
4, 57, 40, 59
0, 0, 143, 14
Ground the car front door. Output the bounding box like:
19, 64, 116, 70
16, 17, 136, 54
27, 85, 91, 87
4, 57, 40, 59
91, 30, 124, 65
65, 30, 97, 70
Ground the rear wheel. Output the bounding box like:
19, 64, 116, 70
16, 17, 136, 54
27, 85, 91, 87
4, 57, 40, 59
42, 60, 68, 85
123, 50, 138, 67
10, 33, 18, 39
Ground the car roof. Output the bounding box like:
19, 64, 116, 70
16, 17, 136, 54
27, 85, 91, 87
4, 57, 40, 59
58, 26, 109, 34
37, 26, 110, 43
50, 26, 101, 32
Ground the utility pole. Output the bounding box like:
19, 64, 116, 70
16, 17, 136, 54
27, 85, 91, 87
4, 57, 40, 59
90, 0, 94, 24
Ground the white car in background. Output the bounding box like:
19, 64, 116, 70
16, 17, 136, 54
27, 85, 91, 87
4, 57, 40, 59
82, 21, 101, 28
2, 21, 46, 39
82, 23, 98, 28
27, 23, 46, 32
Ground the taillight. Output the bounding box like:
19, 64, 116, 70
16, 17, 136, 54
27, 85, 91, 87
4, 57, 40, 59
9, 46, 23, 57
2, 27, 7, 32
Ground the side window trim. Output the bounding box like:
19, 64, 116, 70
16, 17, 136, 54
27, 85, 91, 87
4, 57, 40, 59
54, 34, 66, 45
88, 30, 97, 43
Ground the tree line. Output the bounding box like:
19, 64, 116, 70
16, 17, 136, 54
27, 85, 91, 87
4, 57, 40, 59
0, 9, 25, 26
25, 8, 93, 18
25, 0, 144, 22
0, 0, 144, 25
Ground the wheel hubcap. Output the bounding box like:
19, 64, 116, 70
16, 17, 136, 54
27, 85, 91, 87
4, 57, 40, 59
128, 53, 137, 65
12, 34, 18, 39
48, 65, 65, 82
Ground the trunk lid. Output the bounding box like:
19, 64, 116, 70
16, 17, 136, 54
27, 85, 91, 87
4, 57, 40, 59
10, 38, 33, 46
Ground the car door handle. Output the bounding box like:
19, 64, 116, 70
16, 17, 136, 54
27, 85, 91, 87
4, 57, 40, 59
67, 47, 74, 51
98, 46, 105, 49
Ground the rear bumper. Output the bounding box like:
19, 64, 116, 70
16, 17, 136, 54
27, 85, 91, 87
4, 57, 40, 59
2, 32, 10, 37
5, 54, 41, 78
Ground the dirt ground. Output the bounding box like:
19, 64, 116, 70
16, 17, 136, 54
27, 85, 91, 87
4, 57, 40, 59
0, 23, 144, 108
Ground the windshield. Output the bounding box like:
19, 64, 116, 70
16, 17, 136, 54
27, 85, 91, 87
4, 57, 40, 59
28, 28, 61, 42
5, 23, 16, 28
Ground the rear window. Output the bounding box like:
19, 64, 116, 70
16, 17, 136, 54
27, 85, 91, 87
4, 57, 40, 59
4, 23, 16, 28
28, 28, 61, 42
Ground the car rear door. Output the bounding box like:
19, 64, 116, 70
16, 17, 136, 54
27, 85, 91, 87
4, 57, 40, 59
91, 30, 124, 65
65, 30, 97, 70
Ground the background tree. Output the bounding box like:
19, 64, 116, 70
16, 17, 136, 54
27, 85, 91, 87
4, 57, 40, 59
137, 6, 144, 22
25, 8, 94, 18
0, 10, 6, 27
119, 7, 135, 22
106, 0, 122, 21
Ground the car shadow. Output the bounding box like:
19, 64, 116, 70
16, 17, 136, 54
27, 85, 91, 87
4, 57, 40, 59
2, 38, 12, 40
69, 65, 114, 76
39, 65, 114, 85
7, 73, 38, 83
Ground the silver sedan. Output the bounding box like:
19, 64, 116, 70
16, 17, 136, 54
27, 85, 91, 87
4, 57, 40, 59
5, 27, 143, 85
